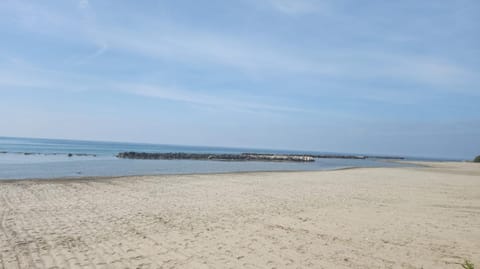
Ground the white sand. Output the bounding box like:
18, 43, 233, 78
0, 162, 479, 268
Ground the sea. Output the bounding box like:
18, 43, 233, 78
0, 136, 412, 180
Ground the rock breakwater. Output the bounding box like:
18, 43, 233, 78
116, 152, 315, 162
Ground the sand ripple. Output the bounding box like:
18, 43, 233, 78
0, 163, 479, 268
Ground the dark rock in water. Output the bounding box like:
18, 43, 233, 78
66, 153, 97, 157
116, 152, 315, 162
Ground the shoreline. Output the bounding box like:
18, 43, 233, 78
0, 165, 369, 183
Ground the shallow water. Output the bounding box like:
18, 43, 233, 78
0, 136, 408, 180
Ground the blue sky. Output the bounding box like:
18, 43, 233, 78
0, 0, 479, 159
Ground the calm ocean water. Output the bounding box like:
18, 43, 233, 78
0, 136, 409, 180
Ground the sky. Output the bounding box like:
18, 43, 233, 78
0, 0, 479, 159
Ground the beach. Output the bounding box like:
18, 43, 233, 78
0, 162, 479, 268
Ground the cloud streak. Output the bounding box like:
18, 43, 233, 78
78, 0, 89, 9
0, 61, 310, 114
1, 0, 477, 94
94, 23, 478, 93
266, 0, 325, 15
115, 83, 312, 114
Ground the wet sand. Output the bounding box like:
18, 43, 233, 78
1, 162, 479, 268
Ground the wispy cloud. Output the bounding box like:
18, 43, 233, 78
0, 1, 75, 35
85, 42, 108, 60
115, 83, 311, 114
0, 60, 309, 114
95, 23, 478, 93
78, 0, 89, 10
101, 26, 331, 75
265, 0, 324, 15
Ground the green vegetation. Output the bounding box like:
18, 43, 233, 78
474, 156, 480, 163
461, 260, 475, 269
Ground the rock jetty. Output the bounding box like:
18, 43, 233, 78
0, 151, 97, 157
116, 152, 315, 162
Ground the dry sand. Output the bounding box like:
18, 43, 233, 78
0, 162, 479, 269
